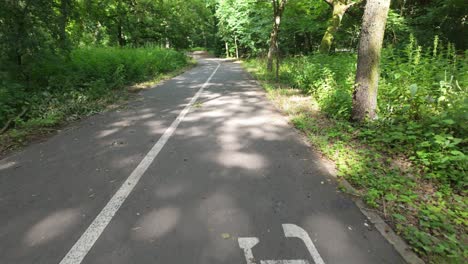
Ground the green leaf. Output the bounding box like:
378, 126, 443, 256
450, 150, 464, 156
409, 84, 418, 97
393, 213, 407, 221
441, 119, 455, 125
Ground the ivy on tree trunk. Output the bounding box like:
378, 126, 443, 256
319, 0, 356, 54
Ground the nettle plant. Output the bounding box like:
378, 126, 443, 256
377, 35, 467, 189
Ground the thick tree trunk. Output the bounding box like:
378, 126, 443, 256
351, 0, 391, 122
319, 0, 355, 54
266, 0, 287, 72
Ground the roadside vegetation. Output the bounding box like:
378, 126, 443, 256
243, 39, 467, 262
0, 47, 188, 154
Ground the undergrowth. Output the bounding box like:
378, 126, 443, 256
243, 38, 467, 263
0, 47, 188, 153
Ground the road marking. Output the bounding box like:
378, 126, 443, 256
59, 62, 221, 264
238, 237, 260, 264
261, 260, 309, 264
282, 224, 325, 264
238, 224, 324, 264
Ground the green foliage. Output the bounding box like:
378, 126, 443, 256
0, 47, 187, 136
283, 54, 356, 118
399, 0, 468, 50
214, 0, 466, 57
215, 0, 271, 57
248, 37, 468, 189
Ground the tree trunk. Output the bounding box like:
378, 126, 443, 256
59, 0, 70, 50
116, 0, 126, 47
117, 22, 125, 47
234, 35, 239, 59
305, 33, 312, 53
275, 48, 280, 81
225, 41, 230, 58
319, 0, 355, 53
202, 30, 207, 48
266, 0, 287, 72
16, 49, 22, 67
351, 0, 391, 122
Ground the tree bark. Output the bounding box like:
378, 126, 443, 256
117, 22, 125, 46
305, 33, 312, 53
266, 0, 287, 72
59, 0, 70, 50
116, 0, 126, 47
234, 35, 239, 59
351, 0, 391, 122
202, 30, 207, 48
225, 41, 230, 58
319, 0, 355, 54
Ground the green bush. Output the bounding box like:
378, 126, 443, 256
250, 37, 467, 190
0, 47, 187, 132
257, 54, 357, 119
0, 78, 28, 127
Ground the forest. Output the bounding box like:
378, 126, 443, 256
0, 0, 466, 262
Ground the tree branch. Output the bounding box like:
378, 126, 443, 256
0, 108, 27, 134
323, 0, 334, 7
345, 1, 357, 10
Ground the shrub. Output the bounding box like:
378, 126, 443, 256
0, 47, 188, 133
251, 37, 467, 189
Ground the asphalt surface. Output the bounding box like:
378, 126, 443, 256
0, 57, 405, 264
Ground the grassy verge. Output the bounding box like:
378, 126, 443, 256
242, 45, 467, 262
0, 47, 193, 156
